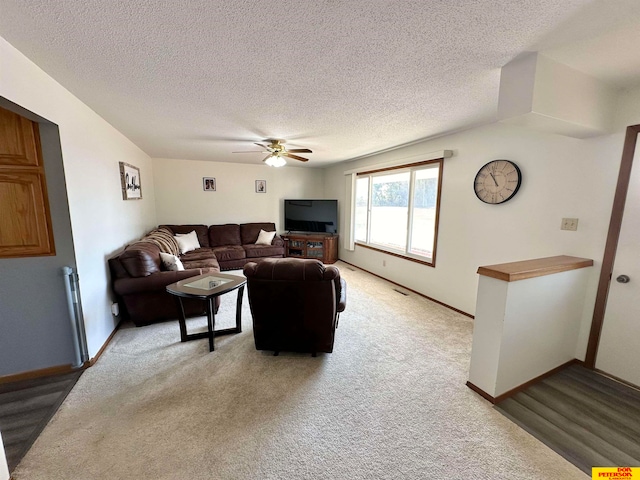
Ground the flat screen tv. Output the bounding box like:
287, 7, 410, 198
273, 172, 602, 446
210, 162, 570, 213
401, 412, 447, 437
284, 199, 338, 234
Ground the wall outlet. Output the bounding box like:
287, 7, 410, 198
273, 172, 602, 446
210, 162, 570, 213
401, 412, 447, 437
111, 302, 119, 316
561, 218, 579, 231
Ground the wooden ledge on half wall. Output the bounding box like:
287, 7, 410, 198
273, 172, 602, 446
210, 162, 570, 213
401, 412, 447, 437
477, 255, 594, 282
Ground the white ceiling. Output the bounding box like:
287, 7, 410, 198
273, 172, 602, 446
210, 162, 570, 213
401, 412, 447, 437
2, 0, 640, 167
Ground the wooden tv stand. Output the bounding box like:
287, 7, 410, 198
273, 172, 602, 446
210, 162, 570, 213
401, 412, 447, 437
282, 233, 338, 264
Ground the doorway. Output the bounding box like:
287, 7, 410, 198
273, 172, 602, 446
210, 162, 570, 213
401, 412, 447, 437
586, 124, 640, 388
0, 98, 80, 377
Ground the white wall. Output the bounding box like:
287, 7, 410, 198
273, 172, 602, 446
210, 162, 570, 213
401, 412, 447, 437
153, 158, 324, 229
499, 53, 617, 138
0, 36, 157, 358
324, 122, 621, 336
615, 84, 640, 130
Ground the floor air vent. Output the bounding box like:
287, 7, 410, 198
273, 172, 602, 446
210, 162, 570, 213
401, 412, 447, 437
393, 288, 409, 296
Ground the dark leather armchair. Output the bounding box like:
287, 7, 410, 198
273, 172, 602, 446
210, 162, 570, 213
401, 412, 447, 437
243, 258, 347, 355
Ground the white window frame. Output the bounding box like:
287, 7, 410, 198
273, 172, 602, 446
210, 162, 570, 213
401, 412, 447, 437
354, 158, 444, 267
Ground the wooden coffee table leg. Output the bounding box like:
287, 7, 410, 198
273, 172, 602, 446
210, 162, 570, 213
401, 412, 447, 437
235, 285, 244, 333
206, 296, 216, 352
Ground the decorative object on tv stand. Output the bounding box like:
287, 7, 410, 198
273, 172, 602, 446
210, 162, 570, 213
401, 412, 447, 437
232, 139, 312, 167
203, 177, 216, 191
119, 162, 142, 200
255, 180, 266, 193
474, 159, 521, 204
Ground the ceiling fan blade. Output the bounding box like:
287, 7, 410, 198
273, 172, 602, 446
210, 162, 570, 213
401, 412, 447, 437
287, 148, 313, 153
261, 155, 272, 163
254, 142, 269, 149
283, 153, 309, 162
232, 150, 265, 153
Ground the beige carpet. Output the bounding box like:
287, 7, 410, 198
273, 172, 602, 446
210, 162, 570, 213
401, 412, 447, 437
12, 262, 587, 479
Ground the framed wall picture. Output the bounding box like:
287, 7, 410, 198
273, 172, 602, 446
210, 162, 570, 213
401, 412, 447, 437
255, 180, 266, 193
119, 162, 142, 200
203, 177, 216, 191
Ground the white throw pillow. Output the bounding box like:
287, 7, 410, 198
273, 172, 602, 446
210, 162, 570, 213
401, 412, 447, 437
255, 229, 276, 245
160, 252, 185, 271
174, 230, 200, 254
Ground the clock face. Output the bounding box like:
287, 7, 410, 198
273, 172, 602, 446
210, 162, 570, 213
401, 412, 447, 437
474, 160, 522, 204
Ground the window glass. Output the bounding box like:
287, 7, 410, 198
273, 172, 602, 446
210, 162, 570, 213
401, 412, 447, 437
354, 177, 369, 242
370, 172, 409, 250
353, 159, 443, 266
409, 167, 439, 258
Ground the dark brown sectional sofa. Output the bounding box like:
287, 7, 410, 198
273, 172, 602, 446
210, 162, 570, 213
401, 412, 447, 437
162, 223, 284, 271
109, 222, 284, 326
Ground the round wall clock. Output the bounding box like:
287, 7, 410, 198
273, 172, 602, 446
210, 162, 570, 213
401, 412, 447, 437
474, 159, 522, 204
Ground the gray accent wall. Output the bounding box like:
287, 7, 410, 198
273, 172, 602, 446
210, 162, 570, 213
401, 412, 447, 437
0, 99, 77, 376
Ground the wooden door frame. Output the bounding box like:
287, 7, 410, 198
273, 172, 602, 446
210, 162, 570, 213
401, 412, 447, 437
585, 124, 640, 367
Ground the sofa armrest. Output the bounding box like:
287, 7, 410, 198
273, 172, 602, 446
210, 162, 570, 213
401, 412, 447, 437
324, 266, 346, 313
337, 278, 347, 313
272, 235, 284, 247
113, 269, 202, 295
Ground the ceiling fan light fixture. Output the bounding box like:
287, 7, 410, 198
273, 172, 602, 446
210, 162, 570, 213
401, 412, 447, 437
265, 154, 286, 167
234, 139, 311, 164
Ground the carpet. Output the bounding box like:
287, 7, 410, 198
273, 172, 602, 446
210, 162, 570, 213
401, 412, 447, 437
11, 262, 587, 479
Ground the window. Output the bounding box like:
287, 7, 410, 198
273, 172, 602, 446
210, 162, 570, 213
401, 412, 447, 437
353, 159, 443, 266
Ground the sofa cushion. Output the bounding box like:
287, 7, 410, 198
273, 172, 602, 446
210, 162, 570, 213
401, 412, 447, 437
175, 230, 201, 254
241, 223, 277, 245
209, 224, 241, 247
255, 229, 276, 245
212, 245, 246, 262
182, 257, 221, 271
160, 252, 184, 271
119, 242, 162, 277
179, 248, 220, 270
160, 224, 210, 248
179, 247, 217, 261
243, 243, 285, 259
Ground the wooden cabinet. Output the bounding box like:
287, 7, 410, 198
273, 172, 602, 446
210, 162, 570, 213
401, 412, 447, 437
0, 106, 55, 258
282, 234, 338, 264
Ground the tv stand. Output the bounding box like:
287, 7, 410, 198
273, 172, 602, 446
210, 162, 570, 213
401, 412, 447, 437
282, 233, 338, 264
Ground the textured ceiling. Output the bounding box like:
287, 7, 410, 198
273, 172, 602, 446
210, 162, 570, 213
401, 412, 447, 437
2, 0, 640, 167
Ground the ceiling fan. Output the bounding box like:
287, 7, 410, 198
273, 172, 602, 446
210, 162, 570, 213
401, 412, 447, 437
233, 139, 312, 167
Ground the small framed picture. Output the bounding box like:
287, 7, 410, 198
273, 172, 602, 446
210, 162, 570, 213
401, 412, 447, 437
203, 177, 216, 191
255, 180, 266, 193
119, 162, 142, 200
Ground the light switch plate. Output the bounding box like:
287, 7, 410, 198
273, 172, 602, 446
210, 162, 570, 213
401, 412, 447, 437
561, 218, 579, 231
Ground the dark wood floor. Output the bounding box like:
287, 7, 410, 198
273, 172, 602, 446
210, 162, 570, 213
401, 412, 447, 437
0, 370, 82, 473
496, 364, 640, 474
